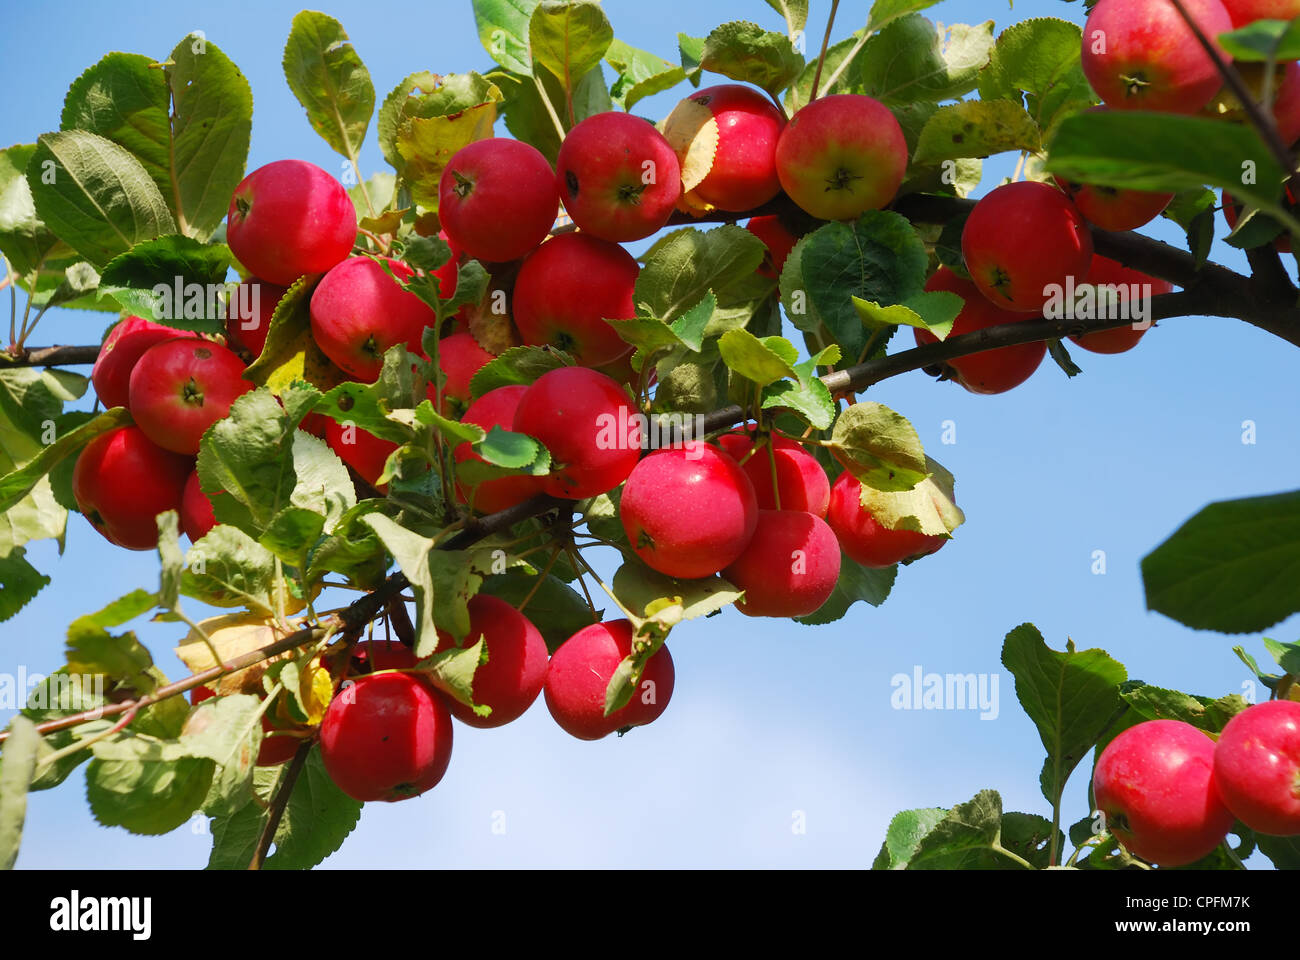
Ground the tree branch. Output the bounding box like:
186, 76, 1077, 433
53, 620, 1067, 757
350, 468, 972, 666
0, 344, 100, 367
247, 740, 311, 870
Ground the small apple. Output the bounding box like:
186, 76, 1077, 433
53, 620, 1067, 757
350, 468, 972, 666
453, 385, 545, 514
716, 428, 830, 516
224, 279, 287, 359
1220, 0, 1300, 25
1213, 700, 1300, 836
72, 426, 192, 550
434, 594, 549, 728
1069, 255, 1173, 354
745, 215, 799, 278
556, 111, 682, 241
325, 418, 399, 492
722, 510, 841, 617
180, 469, 217, 541
826, 471, 947, 567
226, 159, 357, 285
439, 138, 559, 263
128, 338, 254, 455
436, 331, 495, 413
774, 94, 908, 220
91, 316, 185, 410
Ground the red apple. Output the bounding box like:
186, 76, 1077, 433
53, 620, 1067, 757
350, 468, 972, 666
439, 138, 558, 263
556, 111, 682, 242
663, 84, 785, 212
224, 279, 287, 359
512, 366, 641, 499
72, 426, 192, 550
774, 94, 908, 220
544, 620, 674, 740
1081, 0, 1234, 114
722, 510, 840, 617
436, 331, 494, 412
914, 267, 1047, 394
320, 671, 454, 802
91, 316, 185, 410
310, 256, 436, 382
1213, 700, 1300, 836
619, 441, 758, 579
453, 385, 545, 514
512, 233, 638, 367
1069, 255, 1173, 354
717, 428, 830, 516
352, 638, 419, 673
180, 469, 217, 541
226, 159, 357, 285
434, 594, 549, 728
826, 471, 947, 567
745, 215, 799, 278
128, 338, 254, 455
1220, 0, 1300, 25
961, 181, 1094, 313
1093, 719, 1236, 866
325, 418, 399, 493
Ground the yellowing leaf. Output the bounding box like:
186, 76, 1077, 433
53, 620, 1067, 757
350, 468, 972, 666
173, 614, 298, 696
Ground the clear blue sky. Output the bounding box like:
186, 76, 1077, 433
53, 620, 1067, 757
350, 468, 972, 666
2, 0, 1297, 868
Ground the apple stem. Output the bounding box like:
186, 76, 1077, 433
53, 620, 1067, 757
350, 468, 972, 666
532, 72, 569, 143
817, 18, 869, 101
809, 0, 841, 102
517, 546, 564, 613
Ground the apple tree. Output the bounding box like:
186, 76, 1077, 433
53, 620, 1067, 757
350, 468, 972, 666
0, 0, 1298, 870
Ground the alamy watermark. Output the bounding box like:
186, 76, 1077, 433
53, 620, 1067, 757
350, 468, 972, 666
595, 408, 708, 457
891, 666, 1000, 719
149, 278, 260, 331
1042, 275, 1157, 329
0, 669, 104, 715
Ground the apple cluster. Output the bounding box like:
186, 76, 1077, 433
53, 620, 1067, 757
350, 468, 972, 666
1092, 700, 1300, 866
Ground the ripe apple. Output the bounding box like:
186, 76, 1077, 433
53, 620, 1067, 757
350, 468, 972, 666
434, 594, 549, 728
826, 471, 947, 567
662, 84, 785, 212
1052, 109, 1173, 232
72, 426, 192, 550
325, 418, 398, 492
1220, 0, 1300, 25
224, 279, 287, 359
1213, 700, 1300, 836
722, 510, 840, 617
226, 159, 357, 285
1208, 60, 1300, 148
128, 338, 254, 455
91, 316, 185, 410
453, 385, 545, 514
716, 428, 830, 516
1080, 0, 1234, 114
352, 638, 419, 673
961, 181, 1094, 313
1093, 719, 1236, 866
310, 256, 436, 382
745, 215, 799, 278
774, 94, 908, 220
512, 367, 641, 499
181, 469, 217, 541
1223, 189, 1293, 253
433, 229, 463, 300
436, 331, 495, 412
913, 267, 1047, 394
544, 620, 675, 740
619, 440, 758, 579
320, 671, 454, 802
556, 111, 682, 241
439, 138, 559, 263
1069, 255, 1174, 354
512, 233, 638, 367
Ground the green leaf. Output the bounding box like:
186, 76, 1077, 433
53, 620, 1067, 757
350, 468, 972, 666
912, 99, 1041, 163
905, 790, 1008, 869
853, 453, 964, 537
679, 33, 706, 85
1256, 834, 1300, 869
205, 796, 268, 870
479, 570, 598, 653
796, 556, 896, 625
183, 525, 280, 615
699, 21, 805, 97
473, 0, 540, 74
27, 130, 176, 267
717, 328, 796, 387
828, 401, 928, 492
0, 716, 40, 869
304, 500, 388, 589
637, 224, 766, 324
0, 550, 51, 623
1263, 637, 1300, 674
872, 806, 948, 869
853, 292, 962, 341
605, 38, 687, 111
1120, 684, 1248, 734
1046, 111, 1287, 223
468, 344, 574, 399
529, 1, 613, 99
866, 0, 942, 34
0, 406, 130, 515
784, 30, 867, 113
282, 11, 375, 159
765, 0, 808, 37
761, 378, 835, 430
799, 212, 928, 362
97, 235, 232, 331
1001, 624, 1128, 809
612, 562, 742, 622
182, 693, 264, 817
264, 747, 361, 870
86, 738, 215, 835
392, 73, 502, 209
1141, 490, 1300, 634
1218, 18, 1300, 61
976, 17, 1092, 136
287, 429, 356, 534
0, 144, 62, 277
858, 16, 995, 104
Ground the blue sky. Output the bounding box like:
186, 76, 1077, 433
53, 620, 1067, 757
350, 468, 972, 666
2, 0, 1298, 868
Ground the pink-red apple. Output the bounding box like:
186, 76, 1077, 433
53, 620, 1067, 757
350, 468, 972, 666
827, 471, 948, 567
128, 338, 254, 455
72, 426, 192, 550
434, 594, 549, 728
438, 138, 558, 263
722, 510, 840, 617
